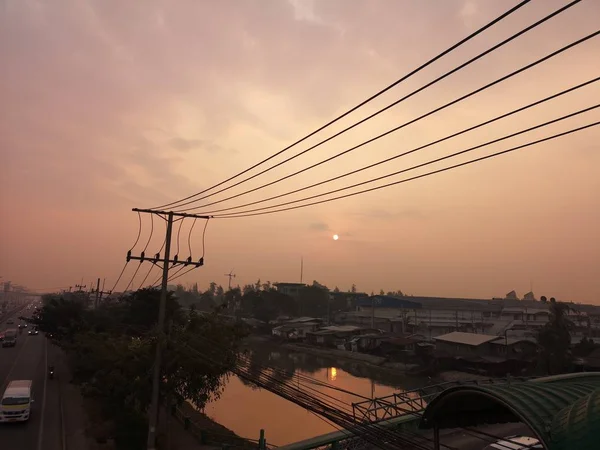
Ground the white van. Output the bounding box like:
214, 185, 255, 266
0, 380, 33, 422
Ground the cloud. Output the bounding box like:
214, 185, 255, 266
459, 1, 478, 19
169, 137, 204, 152
1, 0, 599, 304
168, 137, 233, 154
349, 208, 428, 221
308, 221, 330, 231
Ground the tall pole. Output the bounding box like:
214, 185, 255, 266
94, 278, 100, 309
147, 211, 174, 450
300, 256, 303, 284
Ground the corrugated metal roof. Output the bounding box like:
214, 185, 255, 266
433, 331, 499, 346
420, 374, 600, 450
550, 388, 600, 450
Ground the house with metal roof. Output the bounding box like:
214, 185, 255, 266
433, 331, 500, 358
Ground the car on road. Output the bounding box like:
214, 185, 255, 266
6, 319, 14, 325
28, 327, 39, 336
482, 435, 542, 450
2, 329, 17, 348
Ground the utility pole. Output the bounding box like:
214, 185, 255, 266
129, 208, 209, 450
94, 278, 100, 309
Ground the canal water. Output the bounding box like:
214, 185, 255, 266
203, 343, 427, 446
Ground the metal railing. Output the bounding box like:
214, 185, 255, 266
351, 376, 534, 422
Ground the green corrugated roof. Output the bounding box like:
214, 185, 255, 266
550, 388, 600, 450
420, 373, 600, 449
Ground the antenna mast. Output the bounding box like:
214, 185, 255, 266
225, 269, 236, 290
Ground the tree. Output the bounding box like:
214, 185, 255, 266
298, 285, 329, 317
224, 287, 242, 311
379, 289, 385, 295
537, 299, 573, 375
215, 285, 225, 302
387, 290, 404, 297
208, 282, 217, 298
351, 284, 357, 293
242, 284, 255, 296
333, 286, 340, 293
32, 289, 246, 449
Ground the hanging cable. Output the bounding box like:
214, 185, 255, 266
137, 264, 156, 291
173, 1, 582, 213
138, 221, 168, 291
210, 120, 600, 219
123, 263, 143, 293
195, 76, 600, 215
107, 212, 145, 295
187, 218, 198, 257
175, 217, 185, 259
122, 214, 156, 293
206, 104, 600, 217
150, 218, 211, 287
107, 263, 128, 296
153, 0, 533, 210
130, 211, 142, 252
143, 214, 154, 253
178, 333, 454, 450
180, 23, 596, 213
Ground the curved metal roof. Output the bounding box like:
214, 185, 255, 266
419, 373, 600, 450
550, 388, 600, 450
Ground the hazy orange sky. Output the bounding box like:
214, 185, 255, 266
1, 0, 599, 303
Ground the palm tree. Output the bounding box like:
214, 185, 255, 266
537, 298, 573, 374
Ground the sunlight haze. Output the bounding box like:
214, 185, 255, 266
1, 0, 599, 303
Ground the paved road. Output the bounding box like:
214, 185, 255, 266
0, 304, 63, 450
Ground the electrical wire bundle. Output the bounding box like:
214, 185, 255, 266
183, 332, 448, 450
105, 212, 211, 298
188, 332, 546, 450
180, 328, 537, 450
151, 0, 598, 221
106, 0, 599, 300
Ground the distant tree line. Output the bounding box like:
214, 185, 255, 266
171, 280, 390, 323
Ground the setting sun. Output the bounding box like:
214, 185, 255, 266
333, 234, 339, 241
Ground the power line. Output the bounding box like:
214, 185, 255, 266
153, 0, 533, 211
177, 5, 589, 213
122, 213, 157, 293
150, 218, 210, 288
106, 213, 145, 296
180, 330, 458, 450
210, 120, 600, 219
178, 337, 436, 450
185, 329, 539, 450
204, 104, 600, 217
138, 221, 168, 290
195, 76, 600, 215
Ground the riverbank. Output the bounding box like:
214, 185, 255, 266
178, 401, 257, 449
243, 335, 497, 385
